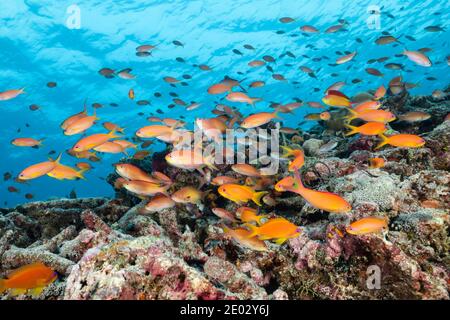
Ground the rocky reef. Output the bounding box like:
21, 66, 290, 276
1, 92, 449, 300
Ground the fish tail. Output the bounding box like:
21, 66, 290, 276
375, 134, 389, 150
293, 170, 305, 191
344, 124, 358, 136
250, 98, 262, 106
53, 152, 63, 165
252, 191, 268, 206
108, 129, 119, 139
77, 168, 88, 180
38, 138, 45, 146
280, 146, 293, 157
20, 87, 26, 93
245, 223, 259, 238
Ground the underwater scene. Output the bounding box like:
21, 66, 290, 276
0, 0, 449, 301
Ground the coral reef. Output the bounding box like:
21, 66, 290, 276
1, 92, 449, 300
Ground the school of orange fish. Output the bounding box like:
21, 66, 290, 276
1, 18, 449, 296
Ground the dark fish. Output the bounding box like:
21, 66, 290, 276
136, 51, 151, 57
47, 82, 57, 88
48, 150, 56, 155
154, 92, 162, 97
384, 63, 404, 70
169, 92, 178, 97
426, 77, 437, 81
335, 51, 343, 55
182, 74, 192, 80
263, 55, 276, 63
424, 25, 444, 32
98, 68, 115, 78
233, 49, 243, 55
3, 172, 12, 181
138, 112, 145, 116
110, 103, 118, 107
356, 38, 363, 43
366, 68, 384, 76
279, 17, 295, 23
8, 186, 19, 193
69, 189, 77, 199
25, 193, 34, 200
377, 57, 389, 62
156, 109, 164, 114
418, 47, 432, 53
29, 104, 40, 111
136, 100, 150, 106
405, 35, 416, 41
351, 78, 362, 84
266, 65, 274, 73
173, 40, 184, 47
367, 59, 377, 64
244, 44, 255, 50
375, 35, 398, 45
176, 57, 185, 63
276, 30, 285, 34
199, 65, 211, 71
180, 82, 188, 86
272, 74, 286, 81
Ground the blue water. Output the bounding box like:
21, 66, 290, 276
0, 0, 448, 207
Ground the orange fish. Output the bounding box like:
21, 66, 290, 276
165, 149, 216, 171
248, 60, 266, 67
171, 186, 204, 204
114, 163, 159, 183
231, 164, 262, 177
212, 208, 238, 222
246, 217, 300, 245
136, 125, 176, 138
353, 101, 382, 113
344, 122, 387, 136
369, 158, 385, 169
211, 176, 241, 186
375, 134, 425, 150
72, 131, 119, 152
113, 140, 138, 150
275, 171, 352, 213
11, 138, 44, 147
64, 110, 99, 135
222, 226, 268, 251
403, 50, 432, 67
241, 111, 279, 128
300, 25, 319, 33
47, 163, 87, 180
93, 141, 128, 155
218, 184, 268, 206
103, 122, 125, 133
122, 180, 170, 197
226, 92, 261, 106
207, 83, 232, 95
322, 90, 351, 107
76, 162, 92, 171
60, 105, 88, 130
140, 194, 175, 213
19, 154, 62, 180
336, 51, 357, 65
237, 207, 266, 225
346, 217, 388, 235
346, 109, 396, 123
0, 88, 25, 101
374, 85, 386, 100
280, 146, 305, 171
0, 262, 57, 297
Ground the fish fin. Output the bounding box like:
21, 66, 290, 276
293, 170, 305, 191
344, 124, 358, 136
52, 153, 63, 165
38, 138, 45, 146
108, 129, 120, 139
375, 134, 389, 150
274, 238, 287, 245
29, 286, 45, 297
77, 168, 88, 180
82, 98, 88, 114
252, 191, 268, 206
250, 98, 262, 106
245, 223, 259, 238
0, 279, 6, 294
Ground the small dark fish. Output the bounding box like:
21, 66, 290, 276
141, 141, 153, 148
424, 25, 444, 32
351, 78, 362, 84
154, 92, 162, 97
29, 104, 40, 111
69, 189, 77, 199
136, 51, 151, 57
25, 193, 34, 200
279, 17, 295, 23
169, 92, 178, 97
356, 38, 363, 43
180, 82, 188, 86
426, 77, 437, 81
138, 112, 145, 116
3, 172, 12, 181
182, 74, 192, 80
92, 103, 103, 109
266, 65, 274, 73
375, 35, 398, 45
173, 40, 184, 47
137, 100, 150, 106
384, 63, 404, 70
176, 57, 185, 63
156, 109, 164, 114
8, 186, 19, 193
335, 51, 343, 55
244, 44, 255, 50
285, 51, 296, 58
98, 68, 115, 78
405, 35, 416, 41
233, 49, 243, 55
110, 103, 118, 107
272, 74, 286, 81
418, 47, 432, 53
47, 82, 57, 88
381, 31, 390, 35
133, 150, 151, 160
377, 57, 389, 63
276, 30, 285, 34
263, 55, 276, 63
199, 64, 212, 71
365, 68, 384, 76
367, 59, 377, 64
